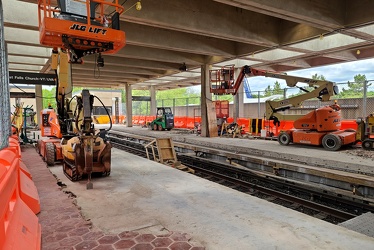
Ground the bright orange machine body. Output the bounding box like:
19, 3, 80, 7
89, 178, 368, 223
37, 108, 64, 165
38, 0, 125, 61
278, 104, 357, 151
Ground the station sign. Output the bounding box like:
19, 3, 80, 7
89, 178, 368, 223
9, 71, 56, 85
132, 96, 151, 101
10, 92, 36, 98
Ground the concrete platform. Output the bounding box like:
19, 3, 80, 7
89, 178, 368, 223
41, 145, 374, 249
109, 125, 374, 176
340, 212, 374, 238
22, 146, 204, 250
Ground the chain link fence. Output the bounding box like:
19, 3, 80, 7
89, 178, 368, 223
122, 80, 374, 121
0, 0, 11, 150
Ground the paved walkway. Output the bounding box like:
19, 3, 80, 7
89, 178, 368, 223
21, 146, 204, 250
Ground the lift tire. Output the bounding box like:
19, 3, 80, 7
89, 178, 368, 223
35, 141, 41, 155
278, 132, 291, 146
322, 134, 342, 151
158, 125, 163, 131
45, 142, 55, 166
362, 139, 373, 150
153, 124, 158, 131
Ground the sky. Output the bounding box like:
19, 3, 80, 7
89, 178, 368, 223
248, 57, 374, 92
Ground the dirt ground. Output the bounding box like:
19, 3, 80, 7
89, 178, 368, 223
343, 147, 374, 161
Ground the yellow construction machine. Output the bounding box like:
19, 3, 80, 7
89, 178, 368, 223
37, 0, 126, 188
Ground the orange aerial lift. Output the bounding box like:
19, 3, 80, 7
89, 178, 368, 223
209, 66, 360, 151
36, 0, 126, 188
38, 0, 125, 63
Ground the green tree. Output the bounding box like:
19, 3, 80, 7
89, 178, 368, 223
272, 81, 283, 95
339, 74, 367, 98
263, 81, 283, 97
312, 73, 326, 81
264, 85, 272, 97
348, 74, 366, 93
42, 87, 57, 109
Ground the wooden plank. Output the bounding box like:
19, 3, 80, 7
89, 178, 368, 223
206, 101, 218, 137
156, 138, 177, 163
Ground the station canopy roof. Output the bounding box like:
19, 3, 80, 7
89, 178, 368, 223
6, 0, 374, 90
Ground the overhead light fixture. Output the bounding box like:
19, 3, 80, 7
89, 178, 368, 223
357, 49, 361, 55
319, 34, 324, 40
97, 53, 104, 67
124, 0, 142, 13
179, 62, 187, 71
136, 1, 142, 11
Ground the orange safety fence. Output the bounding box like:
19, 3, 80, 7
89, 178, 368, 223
0, 138, 41, 250
139, 116, 146, 126
118, 115, 125, 124
132, 115, 140, 125
146, 116, 156, 123
187, 117, 200, 129
109, 115, 360, 134
174, 116, 188, 128
236, 118, 249, 132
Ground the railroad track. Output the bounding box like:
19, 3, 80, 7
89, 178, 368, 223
108, 133, 374, 224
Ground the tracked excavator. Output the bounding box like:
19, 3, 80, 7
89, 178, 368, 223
210, 66, 359, 151
36, 0, 126, 188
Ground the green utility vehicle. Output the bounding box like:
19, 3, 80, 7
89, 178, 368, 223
150, 107, 174, 131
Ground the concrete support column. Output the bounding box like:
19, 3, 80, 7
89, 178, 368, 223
150, 85, 156, 116
125, 84, 133, 127
35, 85, 43, 126
233, 68, 244, 122
201, 63, 211, 137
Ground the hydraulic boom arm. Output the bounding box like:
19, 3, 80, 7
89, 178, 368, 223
264, 76, 339, 124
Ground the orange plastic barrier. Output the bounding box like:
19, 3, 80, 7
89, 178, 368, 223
118, 115, 125, 124
226, 117, 234, 124
186, 117, 195, 129
237, 118, 249, 132
7, 138, 41, 214
7, 137, 21, 158
0, 146, 41, 250
174, 116, 187, 128
19, 169, 41, 215
139, 116, 146, 126
146, 116, 156, 123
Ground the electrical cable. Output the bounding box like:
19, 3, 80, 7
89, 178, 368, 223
108, 0, 128, 17
93, 53, 101, 79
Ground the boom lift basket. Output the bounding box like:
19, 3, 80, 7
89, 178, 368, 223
38, 0, 125, 60
210, 65, 235, 95
209, 65, 253, 95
